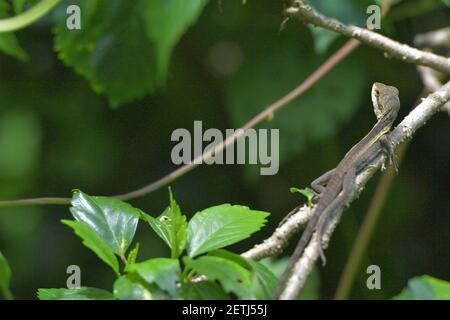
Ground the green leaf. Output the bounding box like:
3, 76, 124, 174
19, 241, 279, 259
442, 0, 450, 6
37, 287, 115, 300
393, 275, 450, 300
187, 204, 269, 257
53, 0, 206, 107
0, 1, 28, 60
70, 190, 140, 257
62, 219, 119, 275
142, 188, 187, 258
127, 242, 140, 265
140, 0, 208, 82
0, 250, 13, 300
126, 258, 180, 297
290, 187, 316, 207
207, 250, 277, 299
184, 256, 253, 299
247, 259, 278, 300
260, 258, 320, 300
113, 275, 153, 300
181, 281, 230, 300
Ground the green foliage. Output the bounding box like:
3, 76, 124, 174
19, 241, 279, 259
113, 275, 153, 300
69, 190, 140, 258
442, 0, 450, 6
62, 219, 120, 275
142, 188, 187, 259
187, 204, 269, 258
38, 189, 277, 300
37, 287, 115, 300
0, 250, 13, 300
184, 255, 253, 299
260, 258, 320, 300
0, 0, 28, 60
290, 187, 316, 207
181, 281, 229, 300
393, 276, 450, 300
126, 258, 180, 297
53, 0, 207, 107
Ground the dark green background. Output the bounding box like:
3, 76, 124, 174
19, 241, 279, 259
0, 0, 449, 299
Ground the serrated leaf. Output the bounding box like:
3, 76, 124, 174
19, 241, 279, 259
0, 1, 28, 61
184, 256, 253, 299
187, 204, 269, 258
113, 275, 153, 300
62, 219, 119, 275
0, 250, 13, 300
126, 258, 180, 297
53, 0, 206, 107
69, 190, 140, 257
142, 188, 187, 258
37, 287, 115, 300
393, 275, 450, 300
181, 281, 230, 300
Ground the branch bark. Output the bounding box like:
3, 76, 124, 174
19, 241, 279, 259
242, 80, 450, 299
285, 0, 450, 74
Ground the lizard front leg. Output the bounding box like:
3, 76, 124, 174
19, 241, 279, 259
278, 168, 336, 227
311, 169, 335, 195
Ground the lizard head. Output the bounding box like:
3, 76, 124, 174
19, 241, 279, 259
371, 82, 400, 121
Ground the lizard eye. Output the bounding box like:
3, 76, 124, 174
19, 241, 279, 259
374, 89, 380, 97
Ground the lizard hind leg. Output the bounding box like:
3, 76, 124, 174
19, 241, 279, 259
311, 169, 335, 198
315, 167, 357, 266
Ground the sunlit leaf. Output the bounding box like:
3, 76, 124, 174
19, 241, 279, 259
70, 190, 140, 257
187, 204, 269, 257
184, 256, 253, 299
62, 219, 119, 275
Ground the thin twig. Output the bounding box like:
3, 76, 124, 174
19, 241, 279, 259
0, 39, 360, 207
286, 0, 450, 74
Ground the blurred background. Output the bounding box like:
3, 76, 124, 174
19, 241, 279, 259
0, 0, 448, 299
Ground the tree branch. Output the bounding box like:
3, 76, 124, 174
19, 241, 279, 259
242, 80, 450, 299
285, 0, 450, 74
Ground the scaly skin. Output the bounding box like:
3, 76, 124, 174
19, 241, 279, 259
273, 83, 400, 299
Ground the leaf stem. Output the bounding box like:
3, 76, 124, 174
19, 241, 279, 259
0, 0, 61, 33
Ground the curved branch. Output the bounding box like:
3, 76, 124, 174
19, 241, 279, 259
0, 39, 360, 207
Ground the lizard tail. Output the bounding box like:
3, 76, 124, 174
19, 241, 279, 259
272, 214, 320, 300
